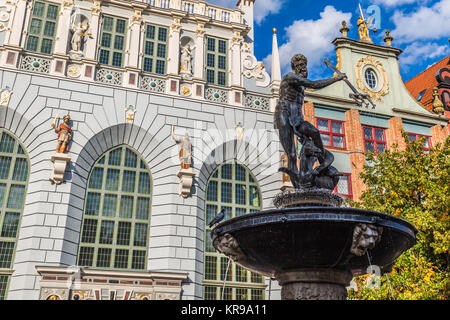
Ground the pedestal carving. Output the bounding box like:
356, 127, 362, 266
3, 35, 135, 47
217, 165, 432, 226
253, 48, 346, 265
177, 168, 195, 198
49, 153, 71, 184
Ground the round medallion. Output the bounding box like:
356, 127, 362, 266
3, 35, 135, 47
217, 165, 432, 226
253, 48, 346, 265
214, 93, 220, 99
32, 61, 40, 68
106, 74, 113, 80
150, 82, 156, 88
254, 100, 261, 106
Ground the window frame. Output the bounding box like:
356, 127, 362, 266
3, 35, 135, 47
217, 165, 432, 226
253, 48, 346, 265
98, 15, 128, 68
362, 126, 387, 153
203, 161, 265, 300
205, 36, 228, 87
77, 145, 152, 271
142, 23, 169, 75
316, 117, 346, 150
0, 130, 30, 300
25, 1, 60, 55
334, 173, 353, 199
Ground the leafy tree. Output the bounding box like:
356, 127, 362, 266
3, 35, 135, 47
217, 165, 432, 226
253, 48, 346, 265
347, 133, 449, 300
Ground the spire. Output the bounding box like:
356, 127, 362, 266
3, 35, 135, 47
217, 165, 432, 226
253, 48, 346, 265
271, 28, 281, 85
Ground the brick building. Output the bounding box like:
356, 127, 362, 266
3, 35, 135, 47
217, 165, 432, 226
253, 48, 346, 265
0, 0, 448, 300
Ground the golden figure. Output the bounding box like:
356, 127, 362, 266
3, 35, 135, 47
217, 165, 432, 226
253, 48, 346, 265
357, 16, 371, 42
432, 87, 445, 115
52, 114, 72, 154
171, 125, 192, 170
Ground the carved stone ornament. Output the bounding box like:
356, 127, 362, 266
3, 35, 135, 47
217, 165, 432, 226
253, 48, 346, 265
0, 4, 12, 32
40, 288, 69, 300
180, 85, 191, 97
350, 223, 383, 256
0, 86, 13, 106
177, 167, 195, 198
212, 233, 245, 262
67, 64, 81, 78
155, 292, 179, 300
242, 53, 270, 87
125, 105, 137, 124
355, 55, 389, 102
49, 153, 71, 184
282, 282, 348, 300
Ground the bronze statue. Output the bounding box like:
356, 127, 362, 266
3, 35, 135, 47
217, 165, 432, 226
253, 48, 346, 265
275, 54, 346, 190
52, 114, 72, 154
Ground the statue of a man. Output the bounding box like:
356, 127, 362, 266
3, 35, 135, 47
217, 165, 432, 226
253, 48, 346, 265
171, 126, 192, 169
52, 114, 72, 154
274, 54, 346, 188
71, 21, 89, 52
180, 44, 192, 75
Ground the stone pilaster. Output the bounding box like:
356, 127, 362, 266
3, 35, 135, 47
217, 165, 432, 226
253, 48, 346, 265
53, 0, 74, 55
345, 109, 365, 201
84, 1, 102, 62
167, 18, 181, 76
230, 31, 242, 87
193, 24, 205, 80
126, 10, 143, 69
386, 117, 406, 151
430, 124, 449, 147
5, 0, 28, 47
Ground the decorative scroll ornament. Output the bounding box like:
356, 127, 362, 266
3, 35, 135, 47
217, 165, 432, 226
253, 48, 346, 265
242, 53, 270, 87
41, 288, 69, 300
0, 4, 12, 32
235, 122, 244, 140
432, 87, 445, 115
180, 85, 192, 97
0, 86, 12, 106
355, 55, 389, 102
350, 223, 383, 256
131, 10, 143, 25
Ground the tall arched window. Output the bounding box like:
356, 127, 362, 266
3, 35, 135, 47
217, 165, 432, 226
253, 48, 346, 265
0, 130, 29, 300
203, 161, 265, 300
78, 146, 152, 270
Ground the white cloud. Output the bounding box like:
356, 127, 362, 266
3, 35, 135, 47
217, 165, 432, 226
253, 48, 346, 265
390, 0, 450, 43
207, 0, 284, 24
400, 42, 448, 67
263, 5, 352, 75
371, 0, 425, 7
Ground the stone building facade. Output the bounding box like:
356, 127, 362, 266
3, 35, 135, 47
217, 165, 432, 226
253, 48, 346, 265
0, 0, 448, 300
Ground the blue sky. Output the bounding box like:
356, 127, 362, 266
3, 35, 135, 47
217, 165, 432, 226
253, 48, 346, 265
210, 0, 449, 81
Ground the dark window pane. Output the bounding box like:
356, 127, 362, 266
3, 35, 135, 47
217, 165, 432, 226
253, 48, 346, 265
206, 204, 218, 228
235, 164, 246, 181
114, 35, 124, 50
124, 149, 138, 168
221, 182, 232, 203
363, 127, 373, 140
102, 194, 117, 217
136, 197, 150, 220
0, 133, 15, 153
12, 158, 28, 181
112, 52, 122, 67
7, 185, 25, 209
157, 44, 166, 58
333, 135, 345, 148
146, 25, 155, 39
1, 212, 20, 238
134, 223, 148, 247
99, 49, 110, 64
99, 221, 114, 244
116, 222, 131, 245
317, 119, 329, 131
207, 38, 215, 51
138, 172, 151, 194
122, 170, 136, 193
97, 248, 112, 268
40, 38, 53, 54
218, 56, 226, 69
221, 164, 232, 179
207, 181, 218, 201
144, 41, 154, 56
29, 18, 42, 35
249, 186, 260, 207
207, 54, 215, 67
376, 143, 386, 153
158, 28, 167, 41
108, 148, 122, 166
101, 33, 112, 47
26, 36, 39, 52
0, 242, 14, 268
46, 5, 59, 20
114, 249, 129, 268
132, 250, 146, 269
88, 167, 104, 189
32, 2, 45, 17
119, 195, 133, 218
218, 40, 226, 53
0, 156, 11, 179
78, 247, 94, 267
105, 169, 120, 191
206, 70, 215, 83
85, 192, 101, 216
321, 133, 331, 146
115, 19, 126, 34
81, 219, 97, 243
103, 17, 114, 32
143, 57, 153, 72
218, 72, 226, 85
365, 141, 374, 152
205, 256, 217, 280
43, 21, 55, 37
331, 121, 343, 134
235, 184, 246, 205
155, 60, 165, 74
375, 129, 385, 142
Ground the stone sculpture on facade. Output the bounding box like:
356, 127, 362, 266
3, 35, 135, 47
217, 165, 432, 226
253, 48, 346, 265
350, 223, 383, 256
180, 44, 193, 78
49, 114, 72, 184
171, 125, 195, 198
0, 86, 12, 106
71, 21, 89, 52
275, 53, 346, 191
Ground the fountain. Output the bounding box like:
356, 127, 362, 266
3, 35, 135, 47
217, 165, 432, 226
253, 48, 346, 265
210, 54, 417, 300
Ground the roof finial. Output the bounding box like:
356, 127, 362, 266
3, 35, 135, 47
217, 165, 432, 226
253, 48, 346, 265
339, 21, 349, 38
383, 30, 393, 47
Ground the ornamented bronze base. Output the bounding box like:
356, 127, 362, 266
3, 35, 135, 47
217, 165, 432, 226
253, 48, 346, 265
273, 188, 343, 208
277, 269, 352, 300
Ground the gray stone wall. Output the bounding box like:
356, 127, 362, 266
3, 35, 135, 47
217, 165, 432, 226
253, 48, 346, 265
0, 68, 282, 300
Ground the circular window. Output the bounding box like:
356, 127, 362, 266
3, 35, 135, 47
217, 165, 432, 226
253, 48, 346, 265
365, 69, 377, 90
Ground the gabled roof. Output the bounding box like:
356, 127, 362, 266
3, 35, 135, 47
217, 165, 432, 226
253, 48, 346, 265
405, 55, 450, 112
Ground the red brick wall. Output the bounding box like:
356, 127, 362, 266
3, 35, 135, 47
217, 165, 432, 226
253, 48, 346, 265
386, 117, 407, 150
431, 124, 450, 146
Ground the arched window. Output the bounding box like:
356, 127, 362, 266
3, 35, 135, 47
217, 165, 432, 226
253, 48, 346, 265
365, 69, 377, 90
0, 130, 29, 300
78, 146, 152, 270
203, 161, 265, 300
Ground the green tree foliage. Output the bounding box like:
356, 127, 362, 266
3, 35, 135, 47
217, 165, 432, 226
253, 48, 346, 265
347, 133, 449, 300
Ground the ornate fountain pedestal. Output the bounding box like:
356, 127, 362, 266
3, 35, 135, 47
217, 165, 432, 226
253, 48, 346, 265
211, 188, 417, 300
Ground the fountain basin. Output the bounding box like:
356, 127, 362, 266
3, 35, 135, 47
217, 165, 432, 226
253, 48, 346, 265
211, 206, 417, 299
